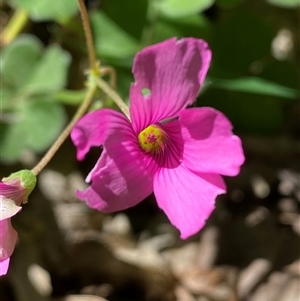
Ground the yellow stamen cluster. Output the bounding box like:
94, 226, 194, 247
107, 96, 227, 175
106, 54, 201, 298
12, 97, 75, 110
138, 125, 165, 154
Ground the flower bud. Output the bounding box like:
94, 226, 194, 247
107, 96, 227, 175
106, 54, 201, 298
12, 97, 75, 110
0, 169, 36, 276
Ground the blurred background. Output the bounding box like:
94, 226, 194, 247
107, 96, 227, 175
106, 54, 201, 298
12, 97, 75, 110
0, 0, 299, 300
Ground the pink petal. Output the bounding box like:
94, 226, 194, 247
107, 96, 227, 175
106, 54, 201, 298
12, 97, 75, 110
0, 257, 10, 276
0, 182, 26, 206
180, 108, 245, 176
77, 128, 158, 212
153, 164, 226, 239
130, 37, 212, 132
0, 195, 22, 221
71, 109, 130, 160
155, 119, 183, 168
0, 219, 17, 262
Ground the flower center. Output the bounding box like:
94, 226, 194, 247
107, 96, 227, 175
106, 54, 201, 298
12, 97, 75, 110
138, 125, 165, 153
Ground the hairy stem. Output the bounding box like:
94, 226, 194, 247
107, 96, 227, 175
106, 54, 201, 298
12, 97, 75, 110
77, 0, 98, 72
95, 76, 130, 120
31, 0, 129, 175
78, 0, 129, 119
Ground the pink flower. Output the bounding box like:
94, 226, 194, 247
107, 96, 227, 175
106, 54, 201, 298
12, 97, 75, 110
0, 170, 36, 276
71, 38, 245, 239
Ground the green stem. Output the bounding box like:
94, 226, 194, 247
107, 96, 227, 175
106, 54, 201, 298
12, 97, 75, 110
1, 9, 29, 45
95, 76, 130, 120
77, 0, 129, 118
31, 0, 130, 176
31, 82, 97, 176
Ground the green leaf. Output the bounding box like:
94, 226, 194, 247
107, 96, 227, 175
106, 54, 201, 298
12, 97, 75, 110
266, 0, 300, 8
155, 0, 215, 18
0, 97, 66, 163
0, 88, 15, 110
153, 14, 212, 43
23, 98, 66, 151
101, 0, 148, 40
1, 35, 43, 88
152, 20, 181, 43
90, 11, 140, 60
1, 36, 71, 94
21, 45, 71, 93
211, 77, 298, 99
0, 119, 27, 163
11, 0, 78, 22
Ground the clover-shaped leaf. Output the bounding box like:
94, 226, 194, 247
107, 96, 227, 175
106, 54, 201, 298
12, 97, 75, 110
22, 44, 71, 94
1, 35, 43, 88
0, 98, 66, 163
1, 35, 71, 94
0, 35, 70, 163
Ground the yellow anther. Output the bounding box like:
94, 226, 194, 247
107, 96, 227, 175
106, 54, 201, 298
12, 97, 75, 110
138, 125, 165, 153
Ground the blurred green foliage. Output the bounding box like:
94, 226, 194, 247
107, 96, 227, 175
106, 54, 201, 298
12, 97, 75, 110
266, 0, 300, 8
1, 35, 69, 162
0, 0, 299, 163
154, 0, 215, 18
10, 0, 78, 22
